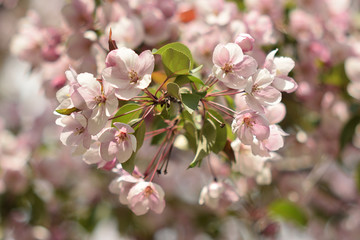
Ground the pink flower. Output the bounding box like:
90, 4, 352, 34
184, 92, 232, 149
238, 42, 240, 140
98, 123, 137, 163
127, 181, 165, 215
71, 72, 118, 134
105, 15, 144, 49
212, 43, 258, 89
109, 172, 144, 205
234, 33, 255, 52
232, 110, 270, 145
245, 68, 281, 113
199, 181, 239, 209
264, 49, 298, 93
56, 112, 92, 152
102, 47, 154, 100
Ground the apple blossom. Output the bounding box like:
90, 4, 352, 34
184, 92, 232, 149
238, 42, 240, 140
212, 43, 257, 89
232, 110, 270, 145
98, 122, 137, 163
127, 181, 165, 215
264, 49, 298, 93
102, 47, 154, 100
71, 72, 118, 134
56, 112, 92, 152
234, 33, 255, 52
109, 172, 144, 205
199, 181, 239, 209
244, 68, 281, 113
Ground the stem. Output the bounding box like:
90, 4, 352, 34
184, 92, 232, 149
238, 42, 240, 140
207, 100, 237, 114
207, 110, 225, 127
207, 156, 217, 182
154, 76, 171, 97
207, 90, 245, 97
150, 134, 175, 182
108, 105, 146, 120
144, 88, 158, 102
143, 131, 170, 178
205, 101, 235, 119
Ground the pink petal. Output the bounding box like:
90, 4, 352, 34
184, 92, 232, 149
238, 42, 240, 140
225, 43, 244, 65
263, 49, 278, 72
255, 86, 282, 105
265, 103, 286, 124
115, 86, 142, 100
233, 55, 258, 78
135, 50, 155, 77
245, 94, 265, 113
254, 69, 273, 88
272, 76, 298, 93
117, 47, 139, 70
212, 43, 229, 67
274, 57, 295, 76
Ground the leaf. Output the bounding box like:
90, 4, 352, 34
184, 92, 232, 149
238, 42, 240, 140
111, 103, 142, 126
181, 93, 202, 114
167, 82, 181, 99
174, 75, 205, 86
188, 135, 209, 168
207, 110, 227, 153
184, 121, 197, 152
203, 118, 217, 150
188, 118, 216, 168
162, 48, 191, 76
268, 200, 308, 227
190, 65, 203, 74
340, 114, 360, 150
154, 42, 194, 69
55, 107, 79, 115
122, 153, 136, 174
134, 121, 146, 150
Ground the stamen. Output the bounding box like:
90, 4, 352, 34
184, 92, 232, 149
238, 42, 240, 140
129, 70, 139, 83
222, 63, 233, 74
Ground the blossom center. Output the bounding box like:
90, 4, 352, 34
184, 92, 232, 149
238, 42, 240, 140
94, 95, 106, 104
243, 117, 254, 127
144, 186, 153, 197
252, 84, 259, 93
116, 130, 128, 142
75, 127, 85, 135
129, 70, 139, 83
222, 63, 233, 74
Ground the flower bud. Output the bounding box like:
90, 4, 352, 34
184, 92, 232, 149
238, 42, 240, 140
234, 33, 255, 52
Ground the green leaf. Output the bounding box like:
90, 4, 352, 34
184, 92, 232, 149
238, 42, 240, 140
55, 107, 79, 115
122, 153, 136, 174
174, 75, 205, 86
184, 121, 197, 152
188, 118, 217, 168
111, 103, 142, 126
190, 65, 203, 74
162, 48, 191, 76
268, 200, 308, 227
188, 135, 209, 168
154, 42, 194, 69
167, 82, 181, 99
207, 110, 227, 153
134, 121, 146, 150
203, 118, 217, 150
181, 93, 202, 114
340, 114, 360, 150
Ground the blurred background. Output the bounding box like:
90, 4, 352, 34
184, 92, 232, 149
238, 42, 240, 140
1, 0, 360, 239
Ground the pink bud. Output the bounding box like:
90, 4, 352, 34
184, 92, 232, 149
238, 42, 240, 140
234, 33, 255, 52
